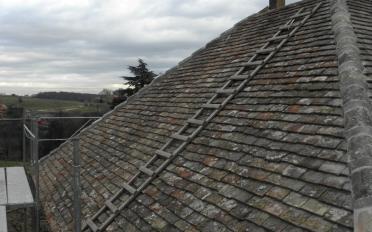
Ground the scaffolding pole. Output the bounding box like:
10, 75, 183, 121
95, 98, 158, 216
31, 118, 40, 232
72, 137, 81, 232
0, 113, 100, 231
22, 110, 26, 164
22, 111, 27, 232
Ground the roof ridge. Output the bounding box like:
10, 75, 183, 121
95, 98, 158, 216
331, 0, 372, 230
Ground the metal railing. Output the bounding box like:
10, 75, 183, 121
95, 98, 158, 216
1, 113, 100, 232
24, 120, 40, 232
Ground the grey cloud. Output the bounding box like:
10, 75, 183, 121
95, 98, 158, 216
0, 0, 302, 95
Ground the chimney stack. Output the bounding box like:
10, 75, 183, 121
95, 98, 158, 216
270, 0, 285, 9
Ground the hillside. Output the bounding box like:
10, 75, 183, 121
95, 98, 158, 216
0, 95, 109, 113
33, 91, 98, 102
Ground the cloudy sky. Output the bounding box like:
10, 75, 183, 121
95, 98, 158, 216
0, 0, 300, 95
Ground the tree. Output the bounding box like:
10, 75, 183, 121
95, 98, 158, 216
110, 88, 130, 109
18, 96, 23, 104
121, 59, 157, 94
111, 59, 157, 109
99, 89, 113, 104
113, 88, 135, 98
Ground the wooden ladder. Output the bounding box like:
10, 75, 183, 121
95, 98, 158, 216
82, 2, 322, 231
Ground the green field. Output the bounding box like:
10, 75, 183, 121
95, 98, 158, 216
0, 95, 109, 113
0, 160, 23, 167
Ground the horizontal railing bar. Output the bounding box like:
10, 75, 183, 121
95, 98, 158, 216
38, 139, 69, 142
70, 119, 93, 138
0, 116, 100, 121
0, 118, 24, 121
37, 119, 93, 142
38, 116, 100, 120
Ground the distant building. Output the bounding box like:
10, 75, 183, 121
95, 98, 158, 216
0, 104, 7, 118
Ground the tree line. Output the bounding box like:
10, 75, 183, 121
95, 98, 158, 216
33, 91, 99, 102
0, 58, 157, 161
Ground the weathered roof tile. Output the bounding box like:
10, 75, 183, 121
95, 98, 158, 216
37, 0, 369, 231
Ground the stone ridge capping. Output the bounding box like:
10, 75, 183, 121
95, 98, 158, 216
331, 0, 372, 231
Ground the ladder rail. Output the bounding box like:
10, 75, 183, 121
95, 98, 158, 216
82, 3, 323, 231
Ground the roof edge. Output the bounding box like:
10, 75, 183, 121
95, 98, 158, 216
39, 68, 166, 163
331, 0, 372, 230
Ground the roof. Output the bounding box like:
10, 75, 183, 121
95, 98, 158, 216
38, 0, 372, 231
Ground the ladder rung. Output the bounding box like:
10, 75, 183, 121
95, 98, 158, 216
216, 88, 236, 95
245, 60, 263, 66
105, 200, 118, 213
256, 47, 276, 54
123, 183, 137, 194
187, 118, 205, 126
202, 103, 221, 109
291, 12, 310, 19
267, 34, 288, 42
139, 166, 154, 176
155, 150, 172, 159
171, 133, 190, 142
280, 22, 301, 30
86, 219, 99, 232
230, 74, 249, 81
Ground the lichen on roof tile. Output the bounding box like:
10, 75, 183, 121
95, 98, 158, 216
38, 0, 372, 231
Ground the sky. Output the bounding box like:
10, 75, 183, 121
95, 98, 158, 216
0, 0, 301, 95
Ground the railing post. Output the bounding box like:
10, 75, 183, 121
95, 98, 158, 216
72, 137, 81, 232
22, 110, 28, 232
22, 109, 26, 164
31, 118, 40, 232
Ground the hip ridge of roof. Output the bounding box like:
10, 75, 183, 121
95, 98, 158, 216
331, 0, 372, 230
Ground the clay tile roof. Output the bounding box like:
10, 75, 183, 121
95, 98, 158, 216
38, 0, 372, 231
